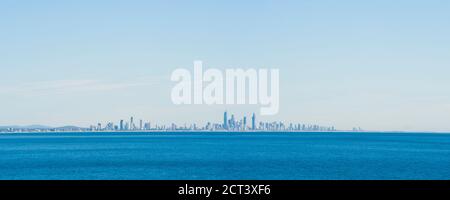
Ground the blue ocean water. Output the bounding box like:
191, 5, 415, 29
0, 132, 449, 180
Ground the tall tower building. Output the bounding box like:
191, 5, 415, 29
130, 117, 134, 130
252, 113, 256, 130
223, 111, 228, 130
120, 120, 124, 130
231, 115, 235, 130
243, 116, 247, 131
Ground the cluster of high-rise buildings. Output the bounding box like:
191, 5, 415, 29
0, 111, 339, 133
89, 111, 336, 132
92, 117, 152, 131
219, 111, 335, 132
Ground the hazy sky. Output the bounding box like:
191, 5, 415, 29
1, 0, 450, 131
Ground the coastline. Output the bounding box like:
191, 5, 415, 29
1, 130, 450, 135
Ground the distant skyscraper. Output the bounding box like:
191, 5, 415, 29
130, 117, 134, 130
120, 120, 124, 130
223, 111, 228, 130
252, 113, 256, 130
139, 120, 143, 130
230, 115, 235, 130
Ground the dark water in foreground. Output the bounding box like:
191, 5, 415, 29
0, 132, 449, 180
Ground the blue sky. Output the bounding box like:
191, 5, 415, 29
1, 0, 450, 131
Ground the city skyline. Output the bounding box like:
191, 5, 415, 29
0, 111, 340, 133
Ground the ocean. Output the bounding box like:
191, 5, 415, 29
0, 132, 449, 180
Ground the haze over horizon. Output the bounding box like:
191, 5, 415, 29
1, 0, 450, 132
